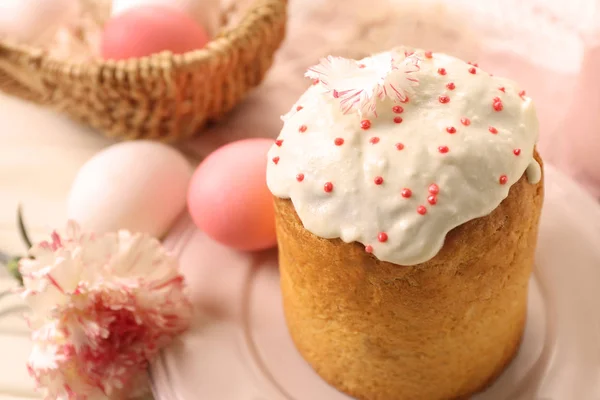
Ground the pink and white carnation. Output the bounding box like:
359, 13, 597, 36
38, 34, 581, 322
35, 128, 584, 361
19, 221, 193, 400
305, 49, 420, 117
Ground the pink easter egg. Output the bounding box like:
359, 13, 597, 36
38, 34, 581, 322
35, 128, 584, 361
188, 139, 277, 251
101, 5, 209, 61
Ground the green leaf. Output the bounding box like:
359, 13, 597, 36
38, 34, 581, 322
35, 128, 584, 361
6, 256, 23, 285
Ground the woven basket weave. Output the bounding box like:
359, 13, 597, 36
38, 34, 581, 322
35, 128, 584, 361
0, 0, 287, 141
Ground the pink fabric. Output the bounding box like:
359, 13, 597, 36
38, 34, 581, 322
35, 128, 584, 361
557, 36, 600, 197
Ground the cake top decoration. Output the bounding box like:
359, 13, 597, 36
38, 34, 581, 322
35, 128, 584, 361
267, 48, 541, 266
304, 52, 420, 117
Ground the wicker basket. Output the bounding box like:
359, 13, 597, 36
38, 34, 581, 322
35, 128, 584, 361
0, 0, 287, 141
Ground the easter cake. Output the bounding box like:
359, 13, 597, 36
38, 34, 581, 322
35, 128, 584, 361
266, 49, 544, 400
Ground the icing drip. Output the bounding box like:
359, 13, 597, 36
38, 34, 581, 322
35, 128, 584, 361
526, 161, 542, 184
267, 49, 541, 266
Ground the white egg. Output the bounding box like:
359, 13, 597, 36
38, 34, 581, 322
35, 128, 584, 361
0, 0, 79, 45
111, 0, 221, 35
67, 141, 192, 238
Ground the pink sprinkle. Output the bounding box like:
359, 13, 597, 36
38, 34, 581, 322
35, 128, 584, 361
296, 173, 304, 182
272, 156, 280, 165
468, 61, 479, 67
365, 245, 373, 253
324, 182, 333, 192
370, 136, 380, 144
358, 63, 366, 68
498, 87, 506, 93
396, 143, 405, 151
446, 82, 456, 90
446, 126, 456, 134
499, 175, 508, 185
374, 176, 384, 185
461, 117, 471, 126
312, 79, 319, 85
392, 105, 404, 114
439, 95, 450, 104
378, 232, 388, 242
401, 96, 410, 104
333, 90, 340, 98
438, 145, 449, 154
417, 205, 427, 215
334, 138, 344, 146
519, 90, 527, 100
401, 188, 412, 198
275, 139, 283, 147
438, 68, 447, 75
428, 183, 439, 194
299, 125, 307, 133
427, 195, 437, 205
296, 105, 303, 111
489, 126, 498, 134
493, 100, 504, 111
513, 148, 521, 156
424, 50, 433, 58
468, 67, 477, 74
361, 120, 372, 130
394, 117, 403, 124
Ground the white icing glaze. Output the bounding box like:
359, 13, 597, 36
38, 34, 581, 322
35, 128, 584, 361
526, 160, 542, 185
266, 49, 541, 266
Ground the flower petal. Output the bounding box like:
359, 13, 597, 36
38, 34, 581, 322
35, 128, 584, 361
305, 50, 420, 117
24, 221, 192, 400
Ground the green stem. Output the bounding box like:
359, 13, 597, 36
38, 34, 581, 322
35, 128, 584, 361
0, 205, 31, 285
7, 256, 23, 285
17, 204, 32, 250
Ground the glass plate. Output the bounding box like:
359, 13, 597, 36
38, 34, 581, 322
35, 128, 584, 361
150, 165, 600, 400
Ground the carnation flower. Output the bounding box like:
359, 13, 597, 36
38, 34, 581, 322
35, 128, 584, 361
19, 221, 192, 400
305, 50, 420, 117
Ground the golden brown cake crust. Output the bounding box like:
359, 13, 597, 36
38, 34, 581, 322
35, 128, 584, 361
275, 153, 544, 400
